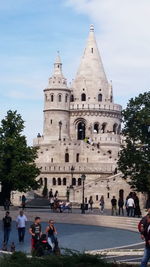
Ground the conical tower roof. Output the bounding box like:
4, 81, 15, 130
47, 52, 67, 89
72, 25, 111, 103
76, 25, 107, 83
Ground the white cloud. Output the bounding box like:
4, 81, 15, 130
66, 0, 150, 105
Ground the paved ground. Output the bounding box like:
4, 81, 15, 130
0, 207, 145, 265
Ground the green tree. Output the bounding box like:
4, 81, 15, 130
0, 110, 41, 201
118, 91, 150, 193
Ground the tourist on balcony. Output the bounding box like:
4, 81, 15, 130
99, 195, 105, 214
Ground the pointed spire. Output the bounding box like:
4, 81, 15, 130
75, 25, 107, 83
47, 52, 67, 89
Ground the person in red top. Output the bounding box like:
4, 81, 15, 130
29, 217, 42, 251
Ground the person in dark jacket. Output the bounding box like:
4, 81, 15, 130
140, 214, 150, 267
133, 192, 141, 217
118, 197, 124, 216
111, 196, 117, 216
3, 211, 12, 245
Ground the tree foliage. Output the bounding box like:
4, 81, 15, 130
0, 110, 40, 200
118, 91, 150, 193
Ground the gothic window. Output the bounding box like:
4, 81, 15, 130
72, 178, 76, 186
58, 94, 62, 102
63, 178, 66, 186
98, 94, 102, 102
101, 123, 107, 133
50, 94, 54, 102
58, 178, 61, 185
110, 95, 113, 102
51, 158, 53, 163
44, 178, 47, 186
91, 48, 93, 53
65, 94, 68, 102
96, 195, 98, 201
78, 178, 81, 186
70, 94, 74, 102
77, 122, 86, 140
76, 153, 79, 162
113, 123, 118, 134
65, 153, 69, 162
81, 93, 86, 101
45, 94, 48, 101
94, 123, 99, 133
39, 178, 43, 186
50, 120, 52, 124
52, 178, 56, 186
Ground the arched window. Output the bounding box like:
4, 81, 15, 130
50, 94, 54, 102
76, 153, 79, 162
110, 95, 113, 102
101, 123, 107, 133
58, 178, 61, 185
113, 123, 118, 134
94, 123, 99, 133
72, 178, 76, 186
45, 94, 48, 101
58, 94, 62, 102
65, 94, 68, 103
52, 178, 56, 186
77, 122, 86, 140
65, 153, 69, 162
81, 93, 86, 101
63, 178, 66, 186
78, 178, 81, 186
70, 94, 74, 102
39, 178, 43, 186
119, 189, 124, 199
44, 178, 47, 186
98, 94, 102, 102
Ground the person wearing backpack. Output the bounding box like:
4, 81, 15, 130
3, 211, 12, 245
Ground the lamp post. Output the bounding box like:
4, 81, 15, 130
58, 121, 62, 141
81, 174, 86, 214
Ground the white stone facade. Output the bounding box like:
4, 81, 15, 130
33, 25, 132, 208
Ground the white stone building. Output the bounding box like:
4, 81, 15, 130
33, 25, 132, 208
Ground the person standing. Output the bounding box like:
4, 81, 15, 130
118, 197, 124, 216
46, 220, 57, 251
54, 190, 58, 199
3, 211, 12, 245
133, 193, 141, 218
4, 199, 10, 211
127, 194, 135, 217
140, 214, 150, 267
88, 196, 93, 211
29, 217, 42, 251
99, 195, 105, 214
16, 210, 27, 243
21, 195, 26, 210
111, 196, 117, 216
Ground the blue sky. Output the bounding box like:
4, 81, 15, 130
0, 0, 150, 144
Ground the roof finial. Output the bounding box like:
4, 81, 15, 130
90, 24, 94, 32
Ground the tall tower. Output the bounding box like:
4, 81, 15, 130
70, 25, 122, 153
43, 53, 71, 141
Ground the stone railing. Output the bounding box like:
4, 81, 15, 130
70, 103, 122, 112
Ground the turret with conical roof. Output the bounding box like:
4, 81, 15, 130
43, 53, 71, 141
71, 25, 112, 103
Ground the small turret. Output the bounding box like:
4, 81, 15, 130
43, 53, 71, 141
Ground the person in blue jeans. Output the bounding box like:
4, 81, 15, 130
3, 211, 12, 245
140, 214, 150, 267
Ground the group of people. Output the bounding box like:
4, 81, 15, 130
2, 210, 27, 251
110, 192, 141, 217
2, 210, 59, 256
49, 189, 72, 212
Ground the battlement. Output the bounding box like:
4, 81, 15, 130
70, 103, 122, 112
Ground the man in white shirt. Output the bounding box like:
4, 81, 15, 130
127, 196, 135, 217
16, 210, 27, 243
